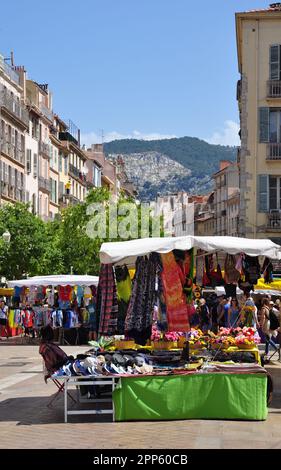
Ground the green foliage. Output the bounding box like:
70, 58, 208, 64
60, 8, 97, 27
104, 137, 237, 178
0, 203, 49, 279
0, 188, 163, 280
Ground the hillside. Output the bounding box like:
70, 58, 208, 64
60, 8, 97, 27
104, 137, 237, 200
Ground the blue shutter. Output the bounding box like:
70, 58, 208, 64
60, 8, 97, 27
257, 175, 269, 213
270, 45, 280, 80
259, 108, 270, 143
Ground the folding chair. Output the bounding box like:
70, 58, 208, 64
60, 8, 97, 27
42, 362, 77, 409
47, 378, 77, 409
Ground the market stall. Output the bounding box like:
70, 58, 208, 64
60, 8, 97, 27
6, 275, 99, 344
94, 235, 280, 421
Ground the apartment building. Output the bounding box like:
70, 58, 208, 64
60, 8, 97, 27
236, 3, 281, 244
193, 193, 215, 236
213, 161, 239, 236
85, 144, 119, 198
0, 55, 28, 206
25, 80, 53, 220
0, 51, 129, 219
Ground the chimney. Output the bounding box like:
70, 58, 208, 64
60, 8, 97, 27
219, 160, 232, 171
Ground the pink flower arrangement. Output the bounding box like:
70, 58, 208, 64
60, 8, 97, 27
164, 331, 180, 342
218, 327, 232, 337
187, 328, 203, 340
151, 325, 179, 342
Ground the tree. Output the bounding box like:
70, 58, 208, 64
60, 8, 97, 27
0, 203, 49, 279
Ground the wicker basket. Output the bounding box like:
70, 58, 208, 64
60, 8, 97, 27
177, 336, 186, 348
189, 342, 204, 349
152, 341, 178, 350
114, 340, 136, 350
236, 343, 255, 350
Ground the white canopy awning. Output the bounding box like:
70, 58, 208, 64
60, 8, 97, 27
99, 235, 281, 265
8, 275, 99, 288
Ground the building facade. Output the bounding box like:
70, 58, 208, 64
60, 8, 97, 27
236, 3, 281, 243
213, 161, 239, 236
0, 56, 28, 206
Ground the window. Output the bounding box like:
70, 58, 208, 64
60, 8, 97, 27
58, 152, 62, 172
269, 109, 281, 142
64, 156, 68, 174
259, 107, 281, 142
269, 176, 281, 210
270, 45, 281, 81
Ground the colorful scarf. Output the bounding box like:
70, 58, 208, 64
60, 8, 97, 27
160, 252, 190, 332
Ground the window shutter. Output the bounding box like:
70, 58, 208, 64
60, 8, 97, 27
270, 45, 280, 80
257, 175, 269, 212
26, 149, 31, 174
59, 181, 64, 198
11, 168, 16, 188
259, 107, 270, 142
33, 153, 38, 177
5, 164, 8, 184
11, 128, 15, 146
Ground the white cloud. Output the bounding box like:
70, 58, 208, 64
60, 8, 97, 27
205, 120, 240, 146
81, 130, 177, 147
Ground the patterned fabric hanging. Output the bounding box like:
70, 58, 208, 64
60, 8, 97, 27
97, 263, 118, 336
125, 254, 158, 345
160, 252, 190, 332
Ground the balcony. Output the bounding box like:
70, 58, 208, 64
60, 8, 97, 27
267, 80, 281, 98
0, 88, 29, 128
39, 102, 53, 122
38, 176, 51, 192
268, 211, 281, 229
69, 163, 87, 183
39, 140, 50, 158
0, 57, 20, 85
1, 140, 25, 165
59, 193, 80, 206
267, 143, 281, 160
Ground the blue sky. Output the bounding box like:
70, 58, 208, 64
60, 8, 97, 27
0, 0, 269, 146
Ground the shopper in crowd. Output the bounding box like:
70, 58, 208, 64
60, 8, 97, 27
217, 296, 226, 328
199, 298, 211, 332
0, 299, 9, 339
39, 324, 72, 382
228, 298, 241, 328
191, 302, 200, 328
260, 298, 279, 360
242, 290, 259, 328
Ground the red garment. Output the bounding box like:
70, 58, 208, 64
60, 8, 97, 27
39, 342, 68, 375
58, 285, 72, 302
161, 252, 190, 332
22, 310, 34, 328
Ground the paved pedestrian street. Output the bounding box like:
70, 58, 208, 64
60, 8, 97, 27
0, 342, 280, 449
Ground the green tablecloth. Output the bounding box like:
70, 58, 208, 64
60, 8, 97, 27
113, 373, 268, 421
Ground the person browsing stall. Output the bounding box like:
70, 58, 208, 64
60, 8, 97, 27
0, 299, 9, 339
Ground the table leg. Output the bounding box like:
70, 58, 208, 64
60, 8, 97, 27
64, 378, 68, 423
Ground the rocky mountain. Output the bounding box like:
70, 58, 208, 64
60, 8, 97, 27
104, 137, 237, 200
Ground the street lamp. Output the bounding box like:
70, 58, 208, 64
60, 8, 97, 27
2, 231, 11, 244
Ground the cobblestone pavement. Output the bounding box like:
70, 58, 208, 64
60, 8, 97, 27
0, 340, 280, 449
